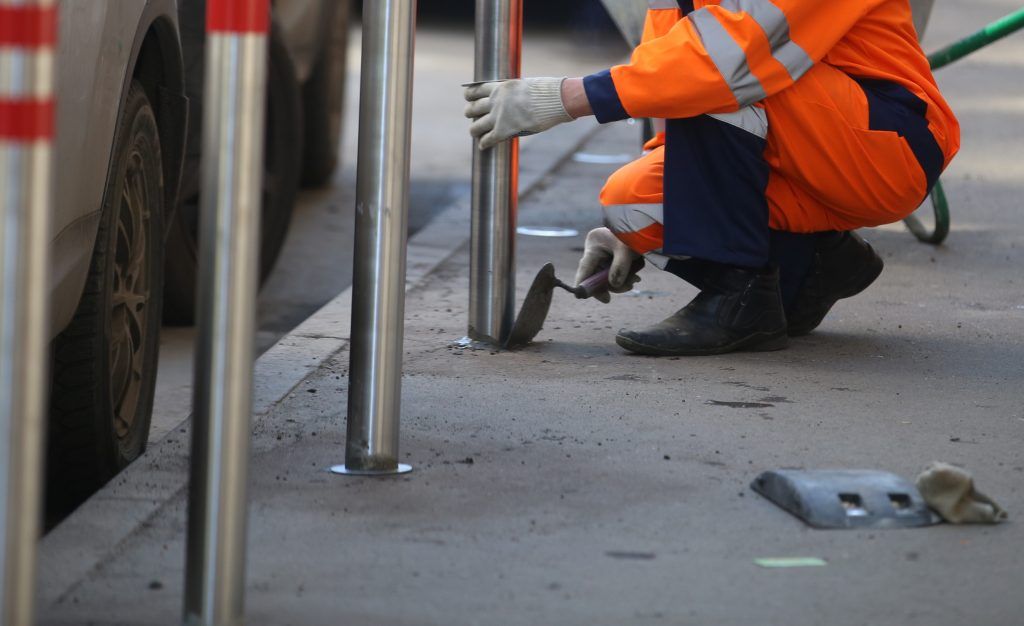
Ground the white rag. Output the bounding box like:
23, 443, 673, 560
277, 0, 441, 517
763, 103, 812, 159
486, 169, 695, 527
916, 461, 1008, 524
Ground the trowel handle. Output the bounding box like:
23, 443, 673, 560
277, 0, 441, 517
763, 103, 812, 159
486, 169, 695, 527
575, 268, 612, 299
576, 257, 646, 299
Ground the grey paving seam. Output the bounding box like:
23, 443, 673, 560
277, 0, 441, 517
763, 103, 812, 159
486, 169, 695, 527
36, 118, 601, 611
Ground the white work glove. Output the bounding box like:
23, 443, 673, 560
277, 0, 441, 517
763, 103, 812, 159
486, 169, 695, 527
464, 77, 574, 150
575, 227, 643, 304
916, 462, 1008, 524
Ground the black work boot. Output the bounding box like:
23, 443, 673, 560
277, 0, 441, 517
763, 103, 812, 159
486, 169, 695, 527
615, 265, 788, 356
786, 231, 884, 337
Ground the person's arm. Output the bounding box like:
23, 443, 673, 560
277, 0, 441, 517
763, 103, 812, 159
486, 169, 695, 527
584, 0, 887, 123
560, 78, 593, 119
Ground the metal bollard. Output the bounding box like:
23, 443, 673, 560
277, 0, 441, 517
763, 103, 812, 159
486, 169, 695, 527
468, 0, 523, 346
0, 2, 55, 623
183, 1, 268, 624
331, 0, 416, 477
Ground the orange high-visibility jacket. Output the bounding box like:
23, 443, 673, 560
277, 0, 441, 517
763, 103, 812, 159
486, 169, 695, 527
587, 0, 959, 168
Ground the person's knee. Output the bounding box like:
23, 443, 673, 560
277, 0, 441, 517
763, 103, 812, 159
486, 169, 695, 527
599, 170, 634, 206
603, 204, 649, 236
601, 204, 627, 234
602, 204, 665, 255
600, 148, 666, 206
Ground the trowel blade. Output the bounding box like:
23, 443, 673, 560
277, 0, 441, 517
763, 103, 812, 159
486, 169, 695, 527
504, 263, 557, 349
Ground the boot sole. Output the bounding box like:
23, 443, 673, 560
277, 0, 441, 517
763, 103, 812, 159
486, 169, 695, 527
787, 254, 884, 337
615, 330, 788, 357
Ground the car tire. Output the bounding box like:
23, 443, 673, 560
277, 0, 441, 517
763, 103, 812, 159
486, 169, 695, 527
46, 81, 165, 521
301, 0, 349, 188
163, 25, 303, 325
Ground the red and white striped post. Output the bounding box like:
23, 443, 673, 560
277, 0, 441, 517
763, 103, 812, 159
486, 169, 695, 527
184, 1, 268, 624
0, 1, 55, 623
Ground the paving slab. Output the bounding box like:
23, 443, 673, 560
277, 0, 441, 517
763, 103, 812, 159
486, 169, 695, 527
37, 1, 1024, 623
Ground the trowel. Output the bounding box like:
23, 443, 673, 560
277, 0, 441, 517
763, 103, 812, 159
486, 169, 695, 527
504, 262, 636, 349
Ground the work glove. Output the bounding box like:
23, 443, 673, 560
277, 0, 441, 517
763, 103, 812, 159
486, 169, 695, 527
916, 462, 1008, 524
464, 77, 574, 150
575, 227, 643, 304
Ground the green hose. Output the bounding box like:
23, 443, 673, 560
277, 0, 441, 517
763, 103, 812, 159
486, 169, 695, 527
904, 180, 950, 244
928, 8, 1024, 70
904, 8, 1024, 244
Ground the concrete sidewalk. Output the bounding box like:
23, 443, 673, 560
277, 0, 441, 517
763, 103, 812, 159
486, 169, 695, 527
39, 1, 1024, 623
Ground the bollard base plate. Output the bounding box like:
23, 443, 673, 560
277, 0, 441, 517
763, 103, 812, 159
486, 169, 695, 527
330, 464, 413, 476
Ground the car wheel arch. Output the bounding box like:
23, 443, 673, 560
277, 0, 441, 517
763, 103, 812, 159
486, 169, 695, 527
127, 3, 188, 243
99, 0, 187, 245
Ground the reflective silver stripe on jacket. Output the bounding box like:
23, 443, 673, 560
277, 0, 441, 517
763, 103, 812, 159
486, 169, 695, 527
718, 0, 814, 81
708, 105, 769, 139
604, 203, 665, 235
690, 8, 768, 106
648, 0, 680, 8
602, 204, 687, 269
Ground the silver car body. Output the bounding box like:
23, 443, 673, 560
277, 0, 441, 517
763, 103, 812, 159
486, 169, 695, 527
275, 0, 332, 82
51, 0, 184, 337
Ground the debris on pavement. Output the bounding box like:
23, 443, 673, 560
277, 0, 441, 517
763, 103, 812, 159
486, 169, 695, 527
754, 558, 827, 568
916, 462, 1008, 524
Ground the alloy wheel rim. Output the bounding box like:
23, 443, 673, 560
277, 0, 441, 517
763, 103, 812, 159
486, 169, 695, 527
110, 149, 151, 441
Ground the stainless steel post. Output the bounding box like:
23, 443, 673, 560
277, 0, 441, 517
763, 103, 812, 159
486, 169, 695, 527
184, 2, 268, 624
0, 2, 55, 623
468, 0, 522, 346
331, 0, 416, 477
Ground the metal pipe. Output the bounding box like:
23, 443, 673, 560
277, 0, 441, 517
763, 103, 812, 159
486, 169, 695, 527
331, 0, 416, 476
0, 2, 55, 623
184, 2, 268, 624
469, 0, 522, 346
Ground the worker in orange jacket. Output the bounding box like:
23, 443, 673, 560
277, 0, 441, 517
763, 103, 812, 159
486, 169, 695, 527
465, 0, 959, 356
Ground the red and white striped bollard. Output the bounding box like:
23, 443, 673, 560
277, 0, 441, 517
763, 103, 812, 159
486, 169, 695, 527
0, 1, 55, 623
184, 1, 268, 624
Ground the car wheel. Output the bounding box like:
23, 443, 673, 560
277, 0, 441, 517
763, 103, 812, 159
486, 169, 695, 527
163, 25, 303, 325
46, 81, 165, 521
301, 0, 349, 188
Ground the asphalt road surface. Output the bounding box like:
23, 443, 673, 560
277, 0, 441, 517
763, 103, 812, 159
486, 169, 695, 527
151, 24, 628, 441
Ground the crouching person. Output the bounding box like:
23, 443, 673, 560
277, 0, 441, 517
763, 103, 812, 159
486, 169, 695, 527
464, 0, 958, 356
